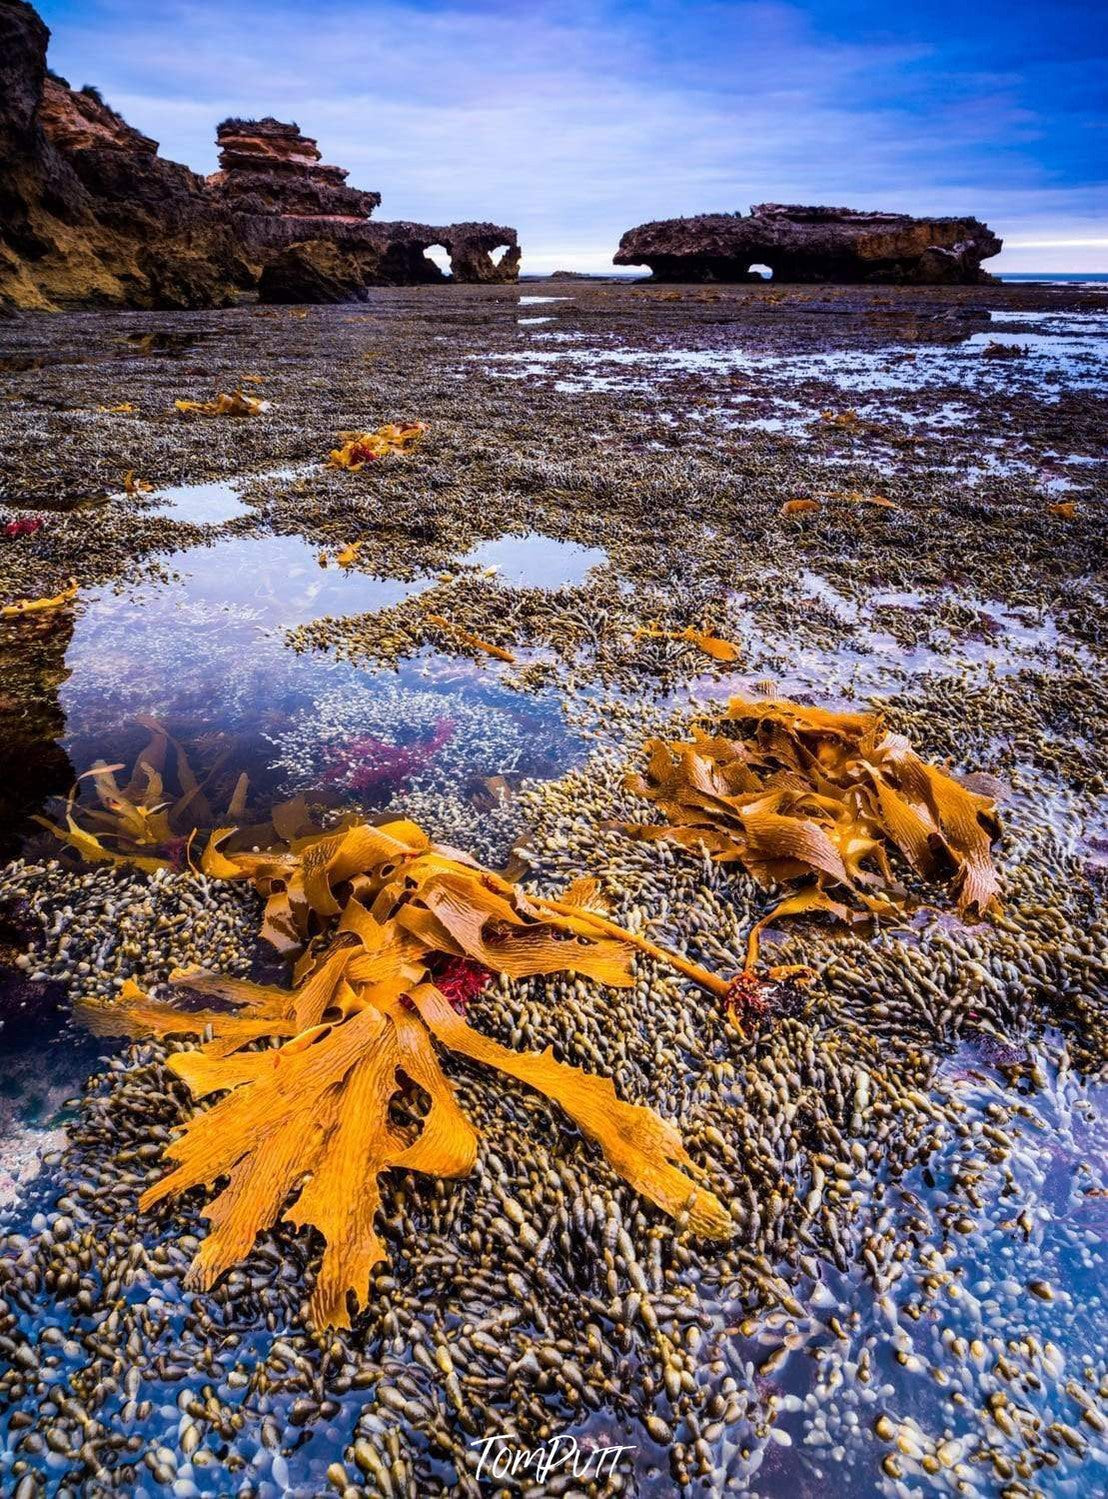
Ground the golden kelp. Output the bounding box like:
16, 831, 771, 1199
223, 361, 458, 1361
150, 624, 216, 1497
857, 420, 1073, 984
327, 422, 426, 470
36, 717, 261, 869
122, 470, 153, 494
423, 612, 516, 663
819, 409, 861, 430
780, 499, 820, 516
79, 816, 732, 1327
1, 579, 78, 619
174, 391, 269, 417
623, 691, 1002, 965
634, 626, 741, 662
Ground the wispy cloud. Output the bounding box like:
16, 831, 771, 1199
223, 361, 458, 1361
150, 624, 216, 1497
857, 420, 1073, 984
38, 0, 1108, 270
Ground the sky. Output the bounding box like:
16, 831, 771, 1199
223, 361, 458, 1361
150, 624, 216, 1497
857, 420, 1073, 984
38, 0, 1108, 274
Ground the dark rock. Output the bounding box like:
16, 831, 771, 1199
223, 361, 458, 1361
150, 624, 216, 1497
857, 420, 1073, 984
363, 220, 520, 285
207, 116, 382, 220
0, 2, 521, 309
257, 239, 369, 304
614, 203, 1002, 284
0, 0, 247, 310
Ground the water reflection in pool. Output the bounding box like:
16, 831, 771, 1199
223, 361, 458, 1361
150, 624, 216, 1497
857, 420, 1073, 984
459, 532, 607, 588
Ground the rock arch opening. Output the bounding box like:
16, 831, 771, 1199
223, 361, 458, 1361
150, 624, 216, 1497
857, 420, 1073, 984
748, 263, 773, 281
422, 244, 452, 279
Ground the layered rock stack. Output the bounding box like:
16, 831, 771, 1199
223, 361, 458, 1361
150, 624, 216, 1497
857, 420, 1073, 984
615, 204, 1002, 284
206, 118, 382, 220
0, 0, 520, 309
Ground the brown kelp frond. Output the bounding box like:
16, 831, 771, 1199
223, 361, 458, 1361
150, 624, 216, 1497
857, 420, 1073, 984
174, 391, 269, 417
633, 625, 741, 662
327, 422, 426, 470
623, 690, 1002, 965
80, 813, 732, 1327
35, 717, 278, 870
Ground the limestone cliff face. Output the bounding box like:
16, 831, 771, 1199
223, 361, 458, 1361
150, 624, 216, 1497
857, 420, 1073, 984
0, 1, 247, 310
0, 1, 520, 309
614, 204, 1002, 284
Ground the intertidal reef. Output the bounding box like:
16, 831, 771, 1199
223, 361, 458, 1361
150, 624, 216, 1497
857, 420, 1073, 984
0, 276, 1106, 1498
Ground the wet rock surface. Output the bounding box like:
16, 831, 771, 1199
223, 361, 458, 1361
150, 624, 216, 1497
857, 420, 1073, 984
615, 204, 1002, 284
0, 278, 1105, 1495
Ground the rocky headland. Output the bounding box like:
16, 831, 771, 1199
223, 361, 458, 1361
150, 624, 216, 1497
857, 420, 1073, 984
0, 0, 519, 310
615, 203, 1002, 283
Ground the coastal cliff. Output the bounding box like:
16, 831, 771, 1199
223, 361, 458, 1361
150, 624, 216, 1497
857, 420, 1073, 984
0, 0, 519, 309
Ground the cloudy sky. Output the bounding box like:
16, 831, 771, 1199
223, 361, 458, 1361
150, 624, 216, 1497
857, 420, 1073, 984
39, 0, 1108, 273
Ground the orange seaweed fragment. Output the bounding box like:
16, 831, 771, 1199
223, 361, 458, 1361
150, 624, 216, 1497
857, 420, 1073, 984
174, 391, 269, 417
819, 409, 861, 430
635, 625, 741, 662
623, 690, 1002, 966
327, 423, 426, 470
75, 813, 733, 1327
424, 611, 516, 662
1047, 501, 1076, 520
781, 499, 821, 516
836, 489, 896, 509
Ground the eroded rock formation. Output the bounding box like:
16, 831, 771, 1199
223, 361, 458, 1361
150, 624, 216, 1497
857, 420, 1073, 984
217, 117, 520, 297
207, 117, 382, 220
0, 1, 520, 309
256, 240, 370, 305
614, 204, 1002, 284
0, 0, 245, 310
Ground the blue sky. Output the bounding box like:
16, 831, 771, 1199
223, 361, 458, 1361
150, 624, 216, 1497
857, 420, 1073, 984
39, 0, 1108, 272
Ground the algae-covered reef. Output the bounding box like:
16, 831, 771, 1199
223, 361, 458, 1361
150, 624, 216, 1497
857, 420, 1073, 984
0, 278, 1106, 1496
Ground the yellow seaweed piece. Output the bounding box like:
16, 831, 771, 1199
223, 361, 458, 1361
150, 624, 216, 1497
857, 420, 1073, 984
174, 391, 269, 417
327, 422, 426, 469
1, 579, 78, 618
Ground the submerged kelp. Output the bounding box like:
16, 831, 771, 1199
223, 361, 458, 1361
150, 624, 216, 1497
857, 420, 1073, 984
36, 716, 270, 872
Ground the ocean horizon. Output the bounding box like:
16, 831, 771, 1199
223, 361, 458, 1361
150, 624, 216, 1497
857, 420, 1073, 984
998, 271, 1108, 283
